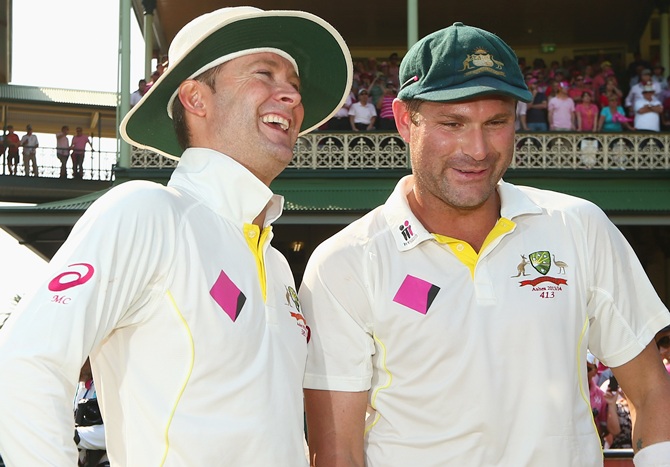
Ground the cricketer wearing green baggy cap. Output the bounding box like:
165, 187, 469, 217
301, 21, 670, 467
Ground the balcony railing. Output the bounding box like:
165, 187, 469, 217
0, 147, 116, 180
130, 131, 670, 172
4, 133, 669, 180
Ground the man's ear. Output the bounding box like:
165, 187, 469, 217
177, 80, 207, 116
393, 98, 412, 142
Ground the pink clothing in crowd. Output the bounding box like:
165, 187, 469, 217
548, 96, 575, 130
379, 95, 395, 120
71, 134, 90, 152
575, 103, 599, 132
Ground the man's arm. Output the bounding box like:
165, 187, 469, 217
304, 389, 367, 467
611, 341, 670, 453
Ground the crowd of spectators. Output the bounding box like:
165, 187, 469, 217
325, 53, 401, 132
323, 53, 670, 134
512, 56, 669, 133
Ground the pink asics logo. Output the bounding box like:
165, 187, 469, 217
48, 263, 95, 292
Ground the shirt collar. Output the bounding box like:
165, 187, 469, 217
168, 148, 284, 226
383, 176, 543, 251
382, 175, 435, 251
498, 179, 544, 220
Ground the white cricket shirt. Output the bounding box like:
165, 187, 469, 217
301, 175, 670, 467
0, 148, 309, 466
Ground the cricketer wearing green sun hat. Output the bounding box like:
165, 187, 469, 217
397, 21, 531, 103
121, 6, 353, 159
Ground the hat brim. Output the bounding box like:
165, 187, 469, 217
406, 75, 532, 103
121, 11, 352, 160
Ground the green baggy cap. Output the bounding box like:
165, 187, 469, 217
398, 22, 531, 103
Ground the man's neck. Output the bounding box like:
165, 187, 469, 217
408, 189, 501, 253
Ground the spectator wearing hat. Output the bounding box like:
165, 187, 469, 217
634, 84, 663, 132
349, 88, 377, 131
625, 68, 661, 116
301, 21, 670, 467
0, 7, 352, 466
548, 82, 575, 130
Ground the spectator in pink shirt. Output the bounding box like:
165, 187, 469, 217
70, 127, 93, 179
575, 92, 599, 132
548, 82, 575, 130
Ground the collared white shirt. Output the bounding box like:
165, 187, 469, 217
0, 148, 309, 466
301, 175, 669, 467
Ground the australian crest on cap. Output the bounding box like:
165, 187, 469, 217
460, 47, 506, 77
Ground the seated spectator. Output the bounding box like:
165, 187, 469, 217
634, 84, 663, 132
598, 94, 633, 131
349, 89, 376, 131
548, 82, 575, 130
575, 92, 598, 132
376, 80, 397, 131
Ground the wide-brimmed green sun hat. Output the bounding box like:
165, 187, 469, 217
120, 7, 352, 160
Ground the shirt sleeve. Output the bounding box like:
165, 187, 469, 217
300, 236, 376, 392
0, 182, 176, 465
579, 203, 670, 367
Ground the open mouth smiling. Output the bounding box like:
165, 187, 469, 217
261, 114, 290, 131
